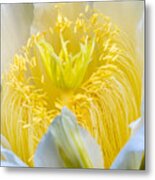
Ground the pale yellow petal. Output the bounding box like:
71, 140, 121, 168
94, 0, 144, 41
1, 4, 33, 73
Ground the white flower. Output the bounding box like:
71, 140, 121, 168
1, 2, 144, 169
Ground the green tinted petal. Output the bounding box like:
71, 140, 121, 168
34, 107, 103, 168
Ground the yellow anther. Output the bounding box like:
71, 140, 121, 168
90, 13, 99, 25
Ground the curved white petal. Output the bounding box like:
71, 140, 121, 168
1, 4, 33, 73
1, 135, 11, 150
111, 122, 144, 170
79, 128, 104, 168
1, 146, 27, 167
129, 118, 143, 136
34, 107, 103, 168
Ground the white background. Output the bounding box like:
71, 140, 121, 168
0, 0, 155, 179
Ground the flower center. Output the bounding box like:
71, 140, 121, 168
32, 32, 95, 90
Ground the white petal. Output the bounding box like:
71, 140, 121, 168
33, 123, 63, 167
111, 123, 144, 169
129, 96, 144, 135
1, 146, 27, 167
34, 107, 103, 168
1, 4, 33, 73
1, 135, 11, 150
79, 128, 104, 168
129, 118, 142, 136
